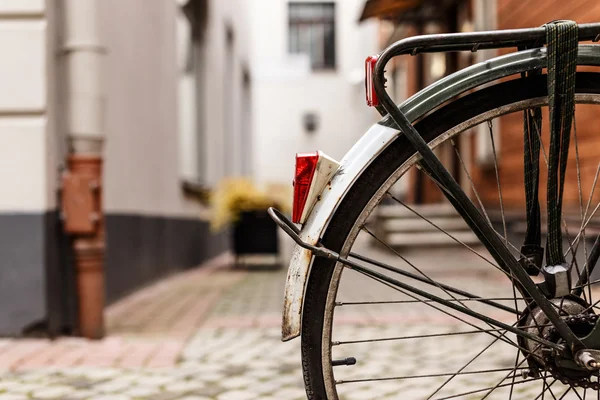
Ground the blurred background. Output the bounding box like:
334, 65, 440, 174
0, 0, 380, 339
1, 0, 600, 398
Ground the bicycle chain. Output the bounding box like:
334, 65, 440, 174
543, 313, 600, 389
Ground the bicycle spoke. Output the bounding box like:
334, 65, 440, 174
433, 377, 543, 400
427, 325, 534, 399
563, 220, 588, 303
488, 120, 509, 244
387, 193, 500, 271
508, 330, 520, 399
346, 268, 544, 357
554, 387, 571, 400
336, 367, 530, 384
534, 374, 556, 400
451, 138, 493, 226
572, 115, 593, 304
414, 162, 544, 273
569, 163, 600, 260
573, 164, 600, 296
345, 262, 562, 351
348, 249, 517, 313
480, 342, 544, 400
360, 227, 518, 314
569, 200, 600, 259
336, 297, 522, 306
333, 324, 552, 346
575, 234, 600, 297
580, 295, 600, 314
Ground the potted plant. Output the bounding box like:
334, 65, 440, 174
210, 178, 290, 268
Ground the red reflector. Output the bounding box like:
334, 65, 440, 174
365, 55, 379, 107
292, 152, 319, 223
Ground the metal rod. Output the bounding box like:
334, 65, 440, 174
382, 23, 600, 59
349, 252, 516, 314
343, 256, 563, 352
267, 208, 563, 352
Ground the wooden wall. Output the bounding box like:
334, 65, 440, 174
470, 0, 600, 213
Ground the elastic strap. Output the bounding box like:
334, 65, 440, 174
545, 20, 579, 266
520, 81, 544, 272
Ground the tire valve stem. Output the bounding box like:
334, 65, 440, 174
332, 357, 357, 367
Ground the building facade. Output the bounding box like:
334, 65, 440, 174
362, 0, 600, 214
249, 0, 379, 185
0, 0, 249, 336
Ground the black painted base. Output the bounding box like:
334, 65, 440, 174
0, 211, 228, 336
105, 214, 229, 304
0, 213, 56, 336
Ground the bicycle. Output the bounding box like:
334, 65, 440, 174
270, 21, 600, 399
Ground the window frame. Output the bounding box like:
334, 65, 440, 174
288, 2, 337, 71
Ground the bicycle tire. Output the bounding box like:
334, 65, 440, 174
301, 72, 600, 399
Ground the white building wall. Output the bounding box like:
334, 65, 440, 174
0, 0, 55, 212
99, 0, 182, 217
250, 0, 379, 185
0, 0, 58, 336
100, 0, 252, 217
195, 0, 253, 185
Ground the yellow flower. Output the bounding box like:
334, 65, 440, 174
209, 178, 291, 231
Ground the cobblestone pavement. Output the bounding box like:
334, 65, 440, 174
0, 236, 598, 399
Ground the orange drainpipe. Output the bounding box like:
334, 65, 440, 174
60, 0, 106, 339
61, 155, 105, 339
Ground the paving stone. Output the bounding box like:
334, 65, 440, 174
31, 385, 75, 398
179, 397, 212, 400
8, 383, 42, 394
190, 385, 225, 397
88, 395, 132, 400
219, 376, 255, 390
94, 379, 132, 393
0, 394, 28, 400
252, 380, 285, 395
164, 380, 204, 392
82, 369, 122, 381
57, 376, 96, 389
135, 375, 177, 387
217, 390, 258, 400
193, 372, 224, 383
270, 387, 306, 399
0, 382, 21, 391
122, 386, 160, 397
62, 389, 98, 399
145, 393, 181, 400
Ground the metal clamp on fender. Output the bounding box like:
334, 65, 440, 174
268, 208, 339, 261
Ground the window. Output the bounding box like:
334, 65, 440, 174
288, 2, 336, 70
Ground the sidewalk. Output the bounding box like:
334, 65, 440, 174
0, 252, 310, 400
0, 239, 591, 399
0, 254, 244, 371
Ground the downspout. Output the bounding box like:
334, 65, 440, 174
59, 0, 107, 339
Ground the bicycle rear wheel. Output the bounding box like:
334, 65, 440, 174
302, 72, 600, 399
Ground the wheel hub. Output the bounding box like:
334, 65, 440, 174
519, 297, 600, 387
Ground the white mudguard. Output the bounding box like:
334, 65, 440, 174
282, 123, 398, 341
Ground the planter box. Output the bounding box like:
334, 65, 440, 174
232, 210, 280, 268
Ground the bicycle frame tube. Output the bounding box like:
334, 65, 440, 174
373, 24, 600, 353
